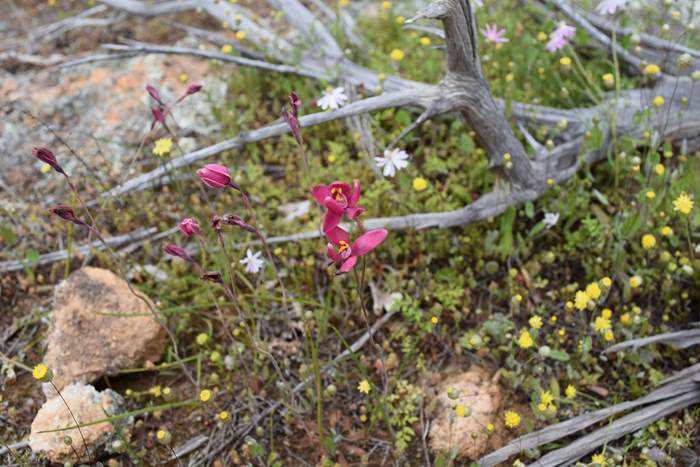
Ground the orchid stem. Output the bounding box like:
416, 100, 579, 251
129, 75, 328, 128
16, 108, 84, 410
50, 381, 91, 464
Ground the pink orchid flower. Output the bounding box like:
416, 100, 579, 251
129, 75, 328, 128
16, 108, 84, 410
325, 227, 388, 273
481, 24, 509, 44
197, 164, 233, 188
311, 180, 365, 233
179, 218, 200, 237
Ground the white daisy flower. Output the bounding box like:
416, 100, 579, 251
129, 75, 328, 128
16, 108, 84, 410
374, 148, 410, 178
543, 212, 560, 229
317, 87, 348, 110
240, 249, 264, 273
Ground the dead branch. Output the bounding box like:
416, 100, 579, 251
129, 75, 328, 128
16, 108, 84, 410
97, 0, 198, 16
605, 328, 700, 353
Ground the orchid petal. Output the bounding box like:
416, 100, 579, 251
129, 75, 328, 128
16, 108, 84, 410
325, 226, 350, 247
322, 211, 342, 233
329, 181, 351, 196
326, 243, 341, 263
346, 207, 365, 219
311, 185, 331, 204
323, 196, 345, 214
351, 229, 388, 257
339, 256, 358, 273
349, 180, 361, 207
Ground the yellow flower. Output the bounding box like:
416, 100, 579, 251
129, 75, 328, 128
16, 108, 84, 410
586, 283, 602, 300
419, 36, 431, 46
602, 308, 612, 319
600, 277, 612, 288
412, 177, 428, 192
673, 193, 694, 215
565, 384, 576, 399
196, 333, 209, 345
604, 330, 614, 342
221, 44, 233, 54
32, 363, 52, 382
486, 423, 495, 433
594, 316, 611, 333
559, 56, 572, 66
661, 226, 673, 237
537, 31, 548, 42
218, 411, 230, 421
602, 73, 614, 87
455, 404, 466, 417
641, 234, 656, 249
149, 385, 162, 397
389, 49, 405, 61
547, 178, 555, 186
518, 330, 534, 349
505, 73, 514, 82
381, 1, 391, 9
327, 154, 337, 163
565, 301, 574, 311
620, 313, 632, 326
430, 316, 438, 325
629, 275, 642, 288
339, 0, 349, 6
504, 410, 521, 428
529, 315, 543, 329
592, 453, 606, 465
646, 190, 656, 200
654, 164, 665, 175
574, 290, 590, 311
40, 163, 51, 173
153, 138, 173, 156
156, 430, 171, 444
199, 389, 212, 402
652, 96, 665, 107
395, 15, 405, 24
644, 64, 661, 76
537, 402, 547, 412
235, 31, 246, 40
540, 390, 554, 406
358, 379, 371, 394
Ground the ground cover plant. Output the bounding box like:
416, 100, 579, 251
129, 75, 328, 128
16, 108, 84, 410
1, 0, 700, 465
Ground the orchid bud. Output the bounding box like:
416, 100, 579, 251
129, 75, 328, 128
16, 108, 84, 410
179, 218, 200, 237
282, 110, 303, 148
49, 204, 86, 226
197, 164, 231, 189
151, 107, 166, 128
201, 271, 223, 283
32, 147, 64, 174
163, 243, 192, 262
222, 214, 257, 233
145, 85, 164, 105
211, 215, 223, 232
185, 84, 203, 96
288, 91, 301, 117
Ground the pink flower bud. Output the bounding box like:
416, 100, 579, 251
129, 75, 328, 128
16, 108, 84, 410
197, 164, 231, 189
282, 110, 303, 148
222, 214, 257, 233
146, 85, 164, 105
186, 84, 203, 96
179, 218, 200, 237
32, 147, 64, 174
163, 243, 192, 262
49, 204, 86, 226
289, 91, 301, 117
151, 107, 166, 128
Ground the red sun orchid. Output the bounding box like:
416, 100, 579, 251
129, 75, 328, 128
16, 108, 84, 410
326, 227, 388, 273
312, 180, 365, 233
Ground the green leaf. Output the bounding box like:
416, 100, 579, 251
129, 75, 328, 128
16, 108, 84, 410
547, 350, 570, 362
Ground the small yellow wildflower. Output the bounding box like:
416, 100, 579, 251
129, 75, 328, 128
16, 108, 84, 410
529, 315, 543, 329
602, 73, 614, 87
565, 301, 574, 311
505, 73, 514, 82
537, 31, 548, 42
504, 410, 521, 428
358, 379, 371, 394
673, 193, 694, 215
629, 275, 642, 288
196, 333, 209, 345
389, 49, 405, 61
586, 283, 602, 300
430, 316, 438, 325
518, 330, 534, 349
156, 430, 171, 444
235, 31, 246, 40
654, 164, 665, 175
594, 316, 611, 333
359, 414, 368, 422
644, 64, 661, 76
455, 404, 466, 417
339, 0, 349, 6
547, 178, 555, 186
381, 1, 391, 9
601, 308, 612, 319
221, 44, 233, 54
559, 56, 572, 67
153, 138, 173, 157
565, 384, 576, 399
540, 390, 554, 406
218, 411, 230, 421
419, 36, 431, 46
646, 190, 656, 200
652, 96, 665, 107
32, 363, 52, 382
600, 277, 612, 288
592, 453, 606, 465
661, 226, 673, 237
199, 389, 212, 402
641, 234, 656, 249
537, 402, 547, 412
40, 163, 51, 174
149, 385, 162, 397
604, 330, 614, 342
574, 290, 590, 311
486, 423, 495, 433
412, 177, 428, 192
395, 15, 405, 24
620, 313, 632, 326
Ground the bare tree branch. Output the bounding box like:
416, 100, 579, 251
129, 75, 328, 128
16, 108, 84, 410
605, 328, 700, 353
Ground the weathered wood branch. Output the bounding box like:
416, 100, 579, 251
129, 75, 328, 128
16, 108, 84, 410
605, 328, 700, 353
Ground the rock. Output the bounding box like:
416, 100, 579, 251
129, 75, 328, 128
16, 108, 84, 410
44, 267, 166, 393
428, 366, 509, 460
30, 383, 131, 464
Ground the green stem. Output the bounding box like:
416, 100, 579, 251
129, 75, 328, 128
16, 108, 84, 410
50, 382, 91, 464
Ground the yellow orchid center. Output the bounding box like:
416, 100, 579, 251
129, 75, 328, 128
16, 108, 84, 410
338, 240, 350, 253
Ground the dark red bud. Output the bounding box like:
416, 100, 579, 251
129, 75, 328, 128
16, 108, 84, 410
221, 214, 257, 233
186, 84, 203, 96
146, 85, 164, 105
200, 271, 223, 283
151, 107, 165, 128
288, 91, 301, 117
163, 243, 192, 262
211, 216, 223, 232
282, 110, 303, 148
48, 204, 86, 226
32, 147, 64, 174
